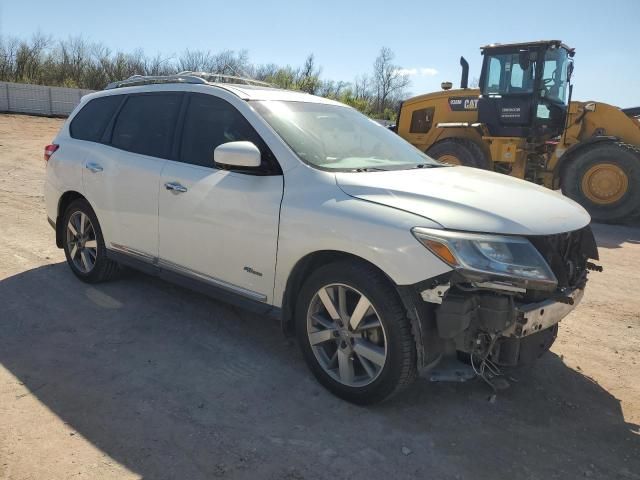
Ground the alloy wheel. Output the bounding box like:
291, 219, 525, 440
306, 283, 388, 387
66, 211, 98, 273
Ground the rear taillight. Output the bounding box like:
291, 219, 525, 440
44, 144, 59, 162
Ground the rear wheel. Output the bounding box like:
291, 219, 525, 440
427, 138, 490, 169
295, 261, 417, 404
562, 142, 640, 223
62, 198, 120, 283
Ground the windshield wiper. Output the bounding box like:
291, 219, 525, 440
352, 167, 387, 172
409, 163, 443, 169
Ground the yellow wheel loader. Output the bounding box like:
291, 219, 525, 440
396, 40, 640, 223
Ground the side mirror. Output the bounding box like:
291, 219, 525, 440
214, 141, 261, 169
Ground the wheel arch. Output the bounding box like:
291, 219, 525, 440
281, 250, 390, 334
280, 250, 435, 370
55, 190, 86, 248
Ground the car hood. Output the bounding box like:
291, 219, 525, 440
335, 166, 591, 236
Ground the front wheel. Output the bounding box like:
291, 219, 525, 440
295, 261, 417, 404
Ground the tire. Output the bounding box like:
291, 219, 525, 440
61, 198, 120, 283
295, 260, 417, 404
562, 142, 640, 223
426, 138, 490, 169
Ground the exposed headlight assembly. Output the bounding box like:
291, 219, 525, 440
412, 227, 557, 290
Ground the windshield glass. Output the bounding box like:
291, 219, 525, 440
541, 48, 570, 103
252, 101, 440, 171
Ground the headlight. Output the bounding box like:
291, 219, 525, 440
412, 227, 557, 290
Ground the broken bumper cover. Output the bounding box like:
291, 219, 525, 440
507, 288, 584, 338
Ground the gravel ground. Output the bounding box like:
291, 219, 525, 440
0, 113, 638, 480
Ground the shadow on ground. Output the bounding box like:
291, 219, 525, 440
1, 264, 638, 479
592, 222, 640, 250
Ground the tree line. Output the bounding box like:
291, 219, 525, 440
0, 33, 412, 120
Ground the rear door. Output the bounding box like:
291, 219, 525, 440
82, 92, 183, 259
158, 93, 283, 303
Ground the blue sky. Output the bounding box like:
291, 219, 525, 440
1, 0, 638, 107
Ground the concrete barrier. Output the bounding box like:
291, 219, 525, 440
0, 82, 95, 117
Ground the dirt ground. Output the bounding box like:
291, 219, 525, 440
0, 113, 638, 480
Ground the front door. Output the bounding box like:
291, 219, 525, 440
158, 93, 283, 303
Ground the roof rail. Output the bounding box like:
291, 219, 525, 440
105, 72, 273, 90
176, 72, 273, 87
105, 74, 208, 90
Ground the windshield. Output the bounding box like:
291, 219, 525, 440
252, 101, 440, 171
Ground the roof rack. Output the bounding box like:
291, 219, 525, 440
105, 72, 273, 90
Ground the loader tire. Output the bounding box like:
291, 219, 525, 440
426, 138, 490, 169
562, 142, 640, 223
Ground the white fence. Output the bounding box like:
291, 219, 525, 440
0, 82, 95, 117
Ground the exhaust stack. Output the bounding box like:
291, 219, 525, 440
460, 57, 469, 89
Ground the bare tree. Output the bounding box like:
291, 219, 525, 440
318, 79, 348, 98
296, 54, 321, 94
14, 32, 52, 82
210, 49, 250, 76
353, 74, 372, 101
0, 32, 416, 119
372, 46, 410, 115
0, 37, 21, 80
178, 49, 214, 72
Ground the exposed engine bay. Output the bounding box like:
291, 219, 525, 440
417, 226, 601, 387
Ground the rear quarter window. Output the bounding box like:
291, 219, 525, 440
69, 95, 123, 142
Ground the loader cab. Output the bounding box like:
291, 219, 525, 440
478, 40, 574, 140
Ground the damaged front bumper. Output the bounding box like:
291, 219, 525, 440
397, 225, 599, 373
506, 287, 583, 339
418, 282, 584, 368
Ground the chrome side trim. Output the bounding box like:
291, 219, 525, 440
157, 258, 267, 303
109, 242, 267, 303
110, 242, 158, 263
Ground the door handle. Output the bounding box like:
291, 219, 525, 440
164, 182, 188, 193
86, 162, 103, 173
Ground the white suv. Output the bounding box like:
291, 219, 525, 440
44, 74, 599, 404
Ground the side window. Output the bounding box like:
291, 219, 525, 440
485, 57, 502, 93
111, 93, 182, 159
179, 93, 280, 173
409, 107, 434, 134
70, 95, 122, 142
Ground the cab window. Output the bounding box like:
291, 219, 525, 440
483, 53, 535, 94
